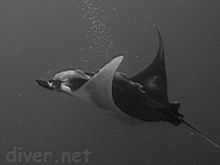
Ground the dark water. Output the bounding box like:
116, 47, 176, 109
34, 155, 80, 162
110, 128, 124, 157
0, 0, 220, 164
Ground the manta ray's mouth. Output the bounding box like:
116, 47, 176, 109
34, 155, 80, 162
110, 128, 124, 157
36, 80, 53, 90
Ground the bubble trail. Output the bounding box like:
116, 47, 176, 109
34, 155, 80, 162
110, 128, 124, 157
79, 0, 114, 57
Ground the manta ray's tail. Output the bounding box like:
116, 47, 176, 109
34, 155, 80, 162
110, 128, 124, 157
182, 120, 220, 149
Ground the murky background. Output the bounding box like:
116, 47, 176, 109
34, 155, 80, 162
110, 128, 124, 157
0, 0, 220, 164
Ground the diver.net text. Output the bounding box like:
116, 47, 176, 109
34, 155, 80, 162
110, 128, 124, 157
6, 146, 91, 163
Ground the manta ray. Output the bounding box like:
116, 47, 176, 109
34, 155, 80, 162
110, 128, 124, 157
36, 27, 220, 149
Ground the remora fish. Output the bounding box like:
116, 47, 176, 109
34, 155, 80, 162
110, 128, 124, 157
36, 27, 220, 149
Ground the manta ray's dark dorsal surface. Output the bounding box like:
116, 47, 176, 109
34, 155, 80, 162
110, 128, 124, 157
112, 27, 182, 125
130, 27, 168, 105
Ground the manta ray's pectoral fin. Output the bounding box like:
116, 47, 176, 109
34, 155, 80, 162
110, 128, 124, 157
73, 56, 124, 111
130, 26, 169, 104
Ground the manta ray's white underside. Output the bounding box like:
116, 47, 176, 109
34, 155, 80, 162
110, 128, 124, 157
70, 56, 129, 115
